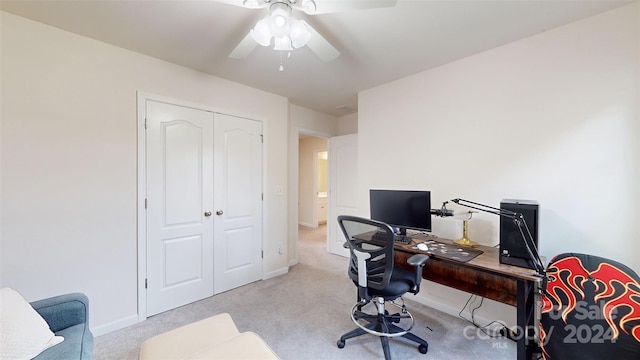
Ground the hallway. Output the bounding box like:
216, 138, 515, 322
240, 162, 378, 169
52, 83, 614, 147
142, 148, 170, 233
298, 224, 347, 273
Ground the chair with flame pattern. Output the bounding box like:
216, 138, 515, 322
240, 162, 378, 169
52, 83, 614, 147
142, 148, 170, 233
539, 253, 640, 359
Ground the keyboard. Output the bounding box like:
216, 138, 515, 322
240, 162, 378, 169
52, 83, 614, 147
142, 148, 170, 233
393, 234, 412, 244
371, 231, 412, 244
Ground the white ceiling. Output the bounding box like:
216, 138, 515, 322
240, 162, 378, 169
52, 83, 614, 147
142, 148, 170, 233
1, 0, 631, 116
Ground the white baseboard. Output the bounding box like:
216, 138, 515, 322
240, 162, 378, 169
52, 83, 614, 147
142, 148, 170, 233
298, 222, 315, 228
264, 266, 288, 280
92, 267, 290, 337
91, 314, 140, 337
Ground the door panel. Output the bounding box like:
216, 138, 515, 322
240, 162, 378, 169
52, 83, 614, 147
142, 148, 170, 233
213, 113, 263, 294
164, 122, 204, 224
225, 227, 255, 269
328, 134, 358, 257
163, 235, 204, 286
146, 101, 214, 316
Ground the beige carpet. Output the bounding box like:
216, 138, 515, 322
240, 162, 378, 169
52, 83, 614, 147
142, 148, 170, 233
94, 225, 518, 359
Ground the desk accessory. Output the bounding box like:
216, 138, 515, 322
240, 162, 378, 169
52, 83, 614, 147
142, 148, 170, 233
499, 200, 538, 269
453, 211, 478, 247
439, 198, 545, 278
410, 239, 483, 262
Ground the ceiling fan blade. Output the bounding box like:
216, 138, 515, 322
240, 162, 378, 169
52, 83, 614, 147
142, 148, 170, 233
302, 21, 340, 62
213, 0, 397, 13
312, 0, 397, 14
229, 32, 259, 58
212, 0, 270, 9
212, 0, 246, 8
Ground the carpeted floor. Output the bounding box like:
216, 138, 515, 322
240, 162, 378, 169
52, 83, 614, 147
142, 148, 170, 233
94, 225, 518, 359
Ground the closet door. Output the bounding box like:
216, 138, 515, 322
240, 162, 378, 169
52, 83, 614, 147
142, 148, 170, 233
146, 101, 214, 316
145, 101, 264, 316
212, 113, 263, 294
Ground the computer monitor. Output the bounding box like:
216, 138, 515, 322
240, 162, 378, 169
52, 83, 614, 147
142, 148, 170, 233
369, 189, 432, 234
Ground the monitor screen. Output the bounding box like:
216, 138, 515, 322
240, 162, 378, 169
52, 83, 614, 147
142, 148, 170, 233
369, 189, 432, 234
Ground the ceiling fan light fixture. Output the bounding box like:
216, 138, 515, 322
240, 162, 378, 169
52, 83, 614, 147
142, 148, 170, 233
268, 3, 291, 38
289, 18, 310, 48
269, 2, 291, 21
250, 16, 272, 46
242, 0, 263, 9
240, 0, 330, 64
299, 0, 316, 14
274, 15, 286, 27
273, 36, 293, 51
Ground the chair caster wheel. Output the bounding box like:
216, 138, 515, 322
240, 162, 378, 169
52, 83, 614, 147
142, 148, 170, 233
419, 344, 428, 354
337, 340, 345, 349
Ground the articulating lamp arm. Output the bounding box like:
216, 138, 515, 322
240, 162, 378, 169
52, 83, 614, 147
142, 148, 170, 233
444, 198, 546, 277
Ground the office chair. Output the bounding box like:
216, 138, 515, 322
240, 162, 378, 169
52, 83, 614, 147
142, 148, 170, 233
336, 215, 430, 359
539, 252, 640, 359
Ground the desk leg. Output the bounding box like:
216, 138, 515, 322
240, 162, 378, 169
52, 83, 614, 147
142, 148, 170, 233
516, 279, 538, 360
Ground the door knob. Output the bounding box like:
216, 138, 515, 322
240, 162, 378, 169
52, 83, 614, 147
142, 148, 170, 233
204, 211, 212, 217
216, 210, 224, 216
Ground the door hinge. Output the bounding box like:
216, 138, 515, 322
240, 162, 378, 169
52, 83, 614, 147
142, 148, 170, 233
145, 278, 148, 289
145, 198, 148, 209
261, 193, 264, 201
144, 118, 147, 129
262, 251, 264, 259
260, 134, 264, 143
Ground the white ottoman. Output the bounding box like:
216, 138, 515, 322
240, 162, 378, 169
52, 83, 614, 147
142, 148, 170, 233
139, 313, 279, 360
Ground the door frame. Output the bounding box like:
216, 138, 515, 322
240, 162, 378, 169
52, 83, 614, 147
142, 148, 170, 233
136, 92, 266, 320
291, 128, 331, 266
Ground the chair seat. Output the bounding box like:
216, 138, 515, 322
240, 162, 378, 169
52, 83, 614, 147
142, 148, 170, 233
366, 267, 415, 299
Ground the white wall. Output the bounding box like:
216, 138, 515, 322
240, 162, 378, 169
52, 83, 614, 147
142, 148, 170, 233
290, 104, 338, 134
298, 136, 328, 227
359, 4, 639, 325
337, 112, 358, 135
1, 12, 290, 333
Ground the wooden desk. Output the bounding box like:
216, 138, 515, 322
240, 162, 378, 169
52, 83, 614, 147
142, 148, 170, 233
394, 234, 542, 360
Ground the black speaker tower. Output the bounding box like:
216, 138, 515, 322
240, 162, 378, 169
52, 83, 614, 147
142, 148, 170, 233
499, 199, 539, 270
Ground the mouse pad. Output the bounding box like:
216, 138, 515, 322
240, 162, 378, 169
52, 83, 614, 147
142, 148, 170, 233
410, 240, 483, 263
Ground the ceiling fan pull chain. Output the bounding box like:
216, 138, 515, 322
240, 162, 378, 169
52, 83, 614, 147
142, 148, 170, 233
279, 50, 284, 71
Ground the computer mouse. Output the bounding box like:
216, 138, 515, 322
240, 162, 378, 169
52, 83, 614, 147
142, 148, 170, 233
417, 243, 429, 251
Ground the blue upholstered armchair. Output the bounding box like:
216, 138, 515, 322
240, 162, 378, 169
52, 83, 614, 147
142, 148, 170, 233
30, 293, 94, 360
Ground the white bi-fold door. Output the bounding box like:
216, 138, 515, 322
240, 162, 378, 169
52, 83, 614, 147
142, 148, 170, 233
145, 100, 262, 316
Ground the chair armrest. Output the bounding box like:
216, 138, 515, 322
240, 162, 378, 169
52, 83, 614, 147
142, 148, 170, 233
407, 254, 429, 268
30, 293, 89, 333
407, 254, 429, 294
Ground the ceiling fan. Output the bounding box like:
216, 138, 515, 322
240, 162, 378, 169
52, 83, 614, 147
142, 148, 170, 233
218, 0, 398, 62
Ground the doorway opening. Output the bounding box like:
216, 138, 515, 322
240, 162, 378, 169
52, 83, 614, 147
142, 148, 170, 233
297, 134, 328, 259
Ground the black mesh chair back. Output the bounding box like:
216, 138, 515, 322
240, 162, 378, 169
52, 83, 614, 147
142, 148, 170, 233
339, 215, 395, 300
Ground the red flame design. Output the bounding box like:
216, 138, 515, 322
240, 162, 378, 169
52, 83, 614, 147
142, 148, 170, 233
541, 255, 640, 342
538, 324, 551, 359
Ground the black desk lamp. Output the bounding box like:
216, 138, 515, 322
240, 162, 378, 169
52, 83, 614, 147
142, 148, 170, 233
440, 198, 546, 278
